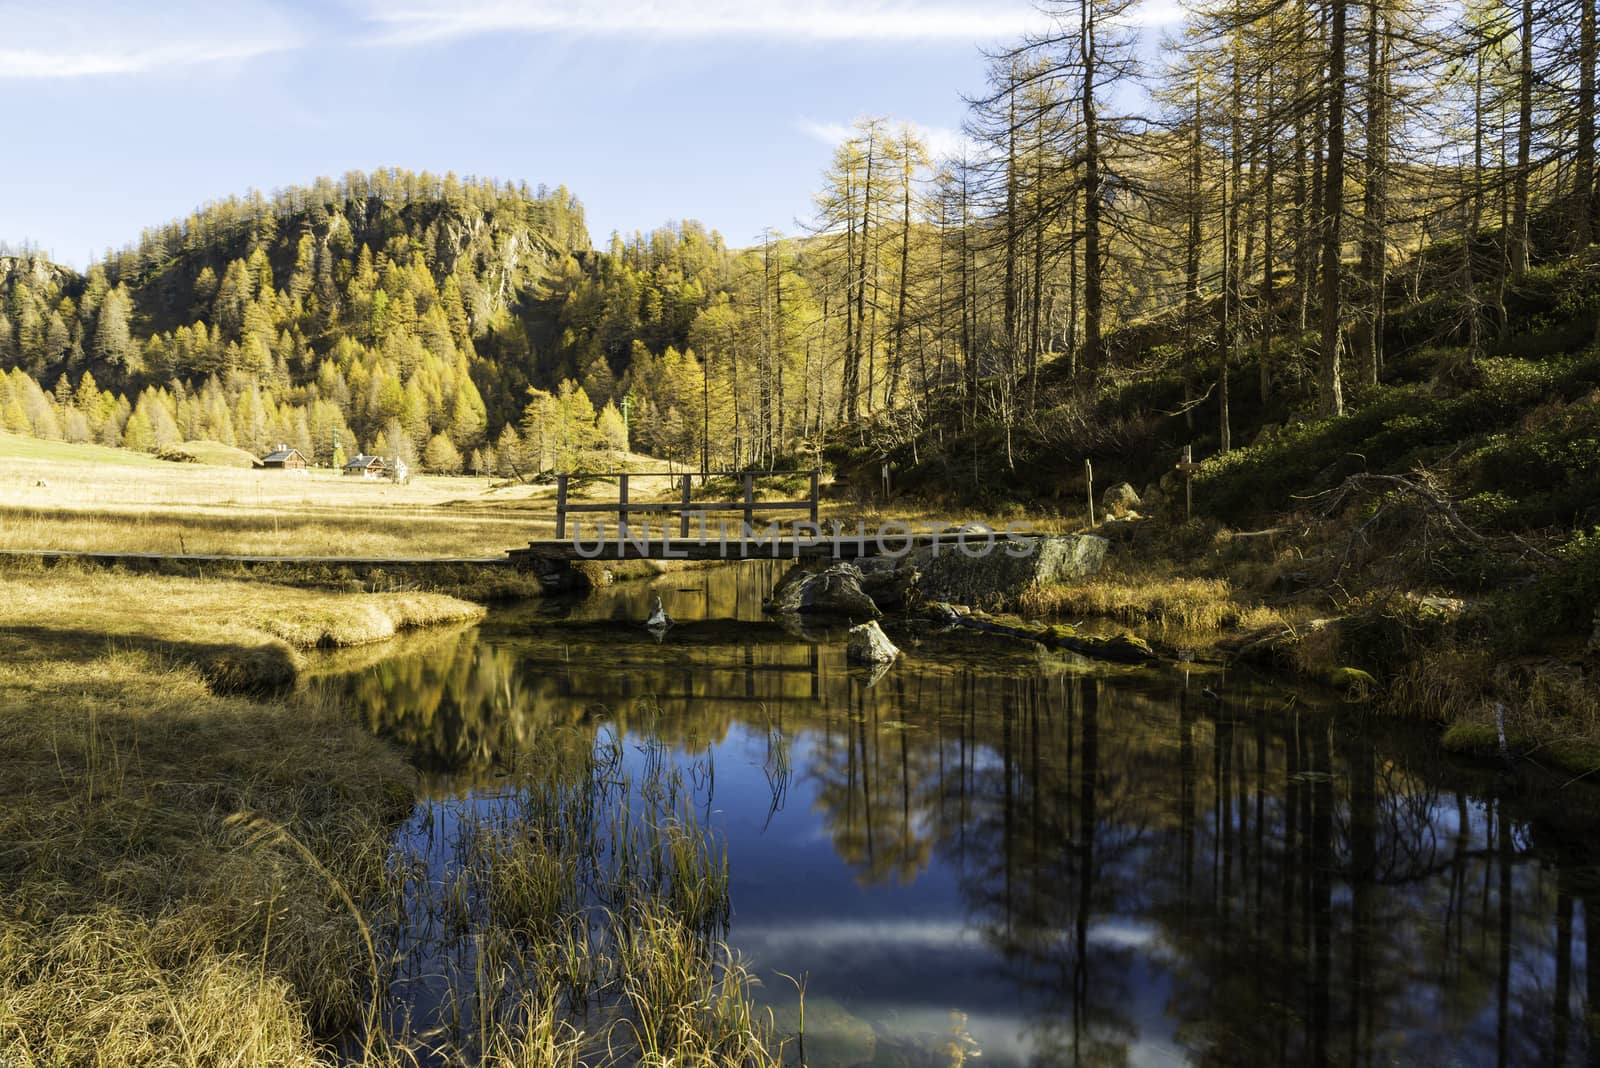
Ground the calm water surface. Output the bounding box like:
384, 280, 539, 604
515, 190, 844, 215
328, 562, 1600, 1066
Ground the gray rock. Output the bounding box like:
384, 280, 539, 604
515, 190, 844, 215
856, 558, 919, 610
1097, 517, 1149, 541
847, 620, 900, 664
765, 563, 881, 619
1408, 593, 1466, 619
911, 534, 1108, 611
1101, 482, 1142, 519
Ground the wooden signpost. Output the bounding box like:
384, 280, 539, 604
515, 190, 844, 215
1175, 445, 1198, 519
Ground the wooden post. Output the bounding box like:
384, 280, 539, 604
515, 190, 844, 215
618, 473, 629, 540
808, 470, 820, 527
556, 474, 569, 539
1183, 444, 1193, 520
680, 474, 692, 538
1085, 459, 1095, 527
743, 473, 755, 536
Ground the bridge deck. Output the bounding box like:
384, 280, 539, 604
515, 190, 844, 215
0, 533, 1023, 570
509, 533, 960, 563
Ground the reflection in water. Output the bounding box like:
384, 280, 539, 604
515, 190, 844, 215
317, 563, 1600, 1066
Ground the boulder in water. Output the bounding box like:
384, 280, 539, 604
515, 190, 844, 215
765, 563, 882, 619
847, 620, 900, 665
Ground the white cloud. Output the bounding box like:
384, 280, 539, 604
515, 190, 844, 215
1118, 0, 1187, 27
798, 117, 982, 162
364, 0, 1049, 45
0, 3, 302, 79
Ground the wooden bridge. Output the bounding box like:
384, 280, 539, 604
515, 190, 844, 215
508, 469, 940, 564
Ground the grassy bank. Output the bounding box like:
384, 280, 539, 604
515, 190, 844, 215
0, 571, 785, 1064
0, 617, 417, 1061
0, 567, 486, 691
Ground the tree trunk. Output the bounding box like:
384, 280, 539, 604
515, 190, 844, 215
1512, 0, 1533, 273
1081, 0, 1105, 367
1358, 0, 1387, 387
854, 129, 877, 417
1319, 0, 1347, 417
891, 141, 912, 410
1005, 73, 1020, 359
1579, 0, 1597, 247
1186, 82, 1203, 431
1262, 105, 1276, 406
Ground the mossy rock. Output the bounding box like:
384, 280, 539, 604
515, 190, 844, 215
1441, 720, 1500, 753
1066, 631, 1156, 663
1323, 666, 1378, 702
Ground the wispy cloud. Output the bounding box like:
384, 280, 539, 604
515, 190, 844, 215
364, 0, 1049, 45
0, 2, 302, 79
797, 117, 981, 162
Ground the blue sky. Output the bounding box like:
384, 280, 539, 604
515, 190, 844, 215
0, 0, 1179, 264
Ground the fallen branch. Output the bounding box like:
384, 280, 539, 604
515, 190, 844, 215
1295, 470, 1558, 571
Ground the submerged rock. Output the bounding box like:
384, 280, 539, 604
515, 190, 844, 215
912, 534, 1108, 610
847, 620, 901, 664
765, 563, 882, 619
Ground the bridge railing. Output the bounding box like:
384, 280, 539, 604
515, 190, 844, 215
555, 470, 821, 539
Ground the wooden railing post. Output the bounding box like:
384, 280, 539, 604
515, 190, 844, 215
680, 475, 692, 538
808, 470, 820, 527
742, 473, 755, 535
1085, 459, 1095, 527
556, 474, 569, 539
618, 473, 629, 540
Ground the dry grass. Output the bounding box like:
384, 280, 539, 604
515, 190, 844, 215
0, 644, 415, 1063
0, 567, 485, 690
0, 569, 785, 1065
1397, 648, 1600, 772
0, 431, 564, 557
1017, 566, 1302, 642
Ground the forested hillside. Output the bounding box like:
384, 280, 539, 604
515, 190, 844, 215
2, 0, 1598, 486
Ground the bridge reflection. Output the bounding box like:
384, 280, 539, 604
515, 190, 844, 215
312, 589, 1600, 1066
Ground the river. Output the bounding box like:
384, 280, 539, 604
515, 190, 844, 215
320, 561, 1600, 1066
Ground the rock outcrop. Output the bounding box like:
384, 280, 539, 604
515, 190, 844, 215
911, 534, 1107, 610
847, 620, 901, 664
854, 556, 919, 611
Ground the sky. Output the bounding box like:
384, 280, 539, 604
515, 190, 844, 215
0, 0, 1180, 265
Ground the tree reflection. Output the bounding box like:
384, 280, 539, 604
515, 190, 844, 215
331, 605, 1600, 1066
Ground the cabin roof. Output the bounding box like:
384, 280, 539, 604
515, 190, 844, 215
344, 453, 385, 469
262, 446, 306, 463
